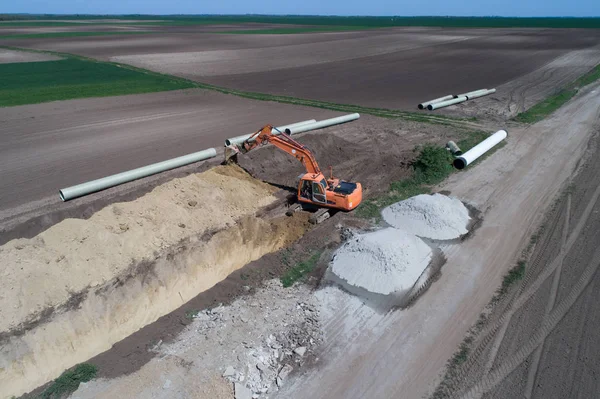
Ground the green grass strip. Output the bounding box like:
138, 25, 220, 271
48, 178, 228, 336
3, 16, 600, 28
0, 31, 152, 39
281, 251, 323, 287
0, 56, 194, 107
40, 363, 97, 399
515, 63, 600, 124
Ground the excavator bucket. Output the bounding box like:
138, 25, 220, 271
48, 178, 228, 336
224, 144, 241, 164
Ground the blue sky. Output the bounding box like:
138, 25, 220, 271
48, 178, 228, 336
4, 0, 599, 17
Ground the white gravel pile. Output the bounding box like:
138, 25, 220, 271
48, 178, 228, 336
382, 193, 470, 240
331, 228, 432, 295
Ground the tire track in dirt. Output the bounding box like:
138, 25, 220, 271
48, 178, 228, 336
459, 182, 600, 398
483, 182, 600, 365
460, 243, 600, 399
436, 183, 596, 398
478, 193, 567, 374
523, 193, 571, 398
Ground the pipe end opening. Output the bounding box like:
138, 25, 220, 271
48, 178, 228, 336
418, 104, 425, 110
59, 190, 66, 201
453, 157, 467, 170
285, 128, 291, 134
225, 139, 232, 146
427, 104, 434, 111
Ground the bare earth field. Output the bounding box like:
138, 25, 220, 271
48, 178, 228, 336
47, 77, 600, 399
0, 48, 61, 63
2, 21, 600, 399
3, 27, 600, 115
0, 89, 338, 235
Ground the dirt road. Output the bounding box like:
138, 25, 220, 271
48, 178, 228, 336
430, 119, 600, 398
280, 83, 600, 398
0, 89, 337, 229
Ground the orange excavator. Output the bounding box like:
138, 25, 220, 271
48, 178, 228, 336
225, 125, 362, 224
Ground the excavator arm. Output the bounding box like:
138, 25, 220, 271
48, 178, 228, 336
229, 125, 322, 175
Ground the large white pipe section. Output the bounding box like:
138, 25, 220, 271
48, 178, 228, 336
418, 95, 454, 110
453, 130, 507, 170
59, 148, 217, 201
465, 88, 496, 100
428, 96, 468, 111
225, 119, 316, 146
455, 89, 488, 99
284, 113, 360, 135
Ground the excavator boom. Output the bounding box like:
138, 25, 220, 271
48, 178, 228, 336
236, 125, 321, 175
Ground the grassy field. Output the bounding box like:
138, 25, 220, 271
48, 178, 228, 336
0, 54, 194, 107
2, 15, 600, 28
0, 31, 151, 39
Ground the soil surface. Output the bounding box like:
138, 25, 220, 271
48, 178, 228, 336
4, 27, 599, 114
0, 89, 338, 237
204, 29, 600, 110
276, 79, 600, 399
0, 48, 61, 63
431, 128, 600, 398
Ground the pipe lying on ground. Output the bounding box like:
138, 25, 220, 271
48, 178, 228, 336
455, 89, 488, 99
453, 130, 507, 170
284, 113, 360, 135
446, 141, 462, 155
59, 148, 217, 201
225, 119, 316, 146
418, 95, 454, 110
465, 88, 496, 100
428, 96, 468, 111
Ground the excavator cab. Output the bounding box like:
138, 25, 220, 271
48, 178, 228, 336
296, 173, 361, 210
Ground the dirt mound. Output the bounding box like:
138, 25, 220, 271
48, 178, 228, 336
382, 193, 471, 240
0, 164, 275, 333
0, 164, 314, 398
331, 228, 432, 295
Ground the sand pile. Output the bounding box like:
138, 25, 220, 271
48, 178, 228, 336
382, 193, 470, 240
0, 164, 276, 334
331, 228, 432, 295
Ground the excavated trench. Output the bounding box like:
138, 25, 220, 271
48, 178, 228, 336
0, 165, 311, 399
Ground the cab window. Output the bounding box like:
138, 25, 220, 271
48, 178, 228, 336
312, 181, 326, 203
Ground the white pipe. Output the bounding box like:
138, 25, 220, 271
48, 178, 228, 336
465, 88, 496, 100
225, 119, 316, 146
453, 130, 507, 169
59, 148, 217, 201
428, 96, 468, 111
284, 113, 360, 135
456, 89, 488, 99
418, 95, 454, 110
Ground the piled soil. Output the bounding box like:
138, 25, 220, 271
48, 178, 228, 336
0, 165, 275, 333
0, 164, 312, 399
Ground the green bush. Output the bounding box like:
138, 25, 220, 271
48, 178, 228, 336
412, 144, 454, 185
41, 363, 97, 399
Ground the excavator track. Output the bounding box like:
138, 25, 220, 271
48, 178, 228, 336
285, 203, 303, 216
309, 208, 331, 224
